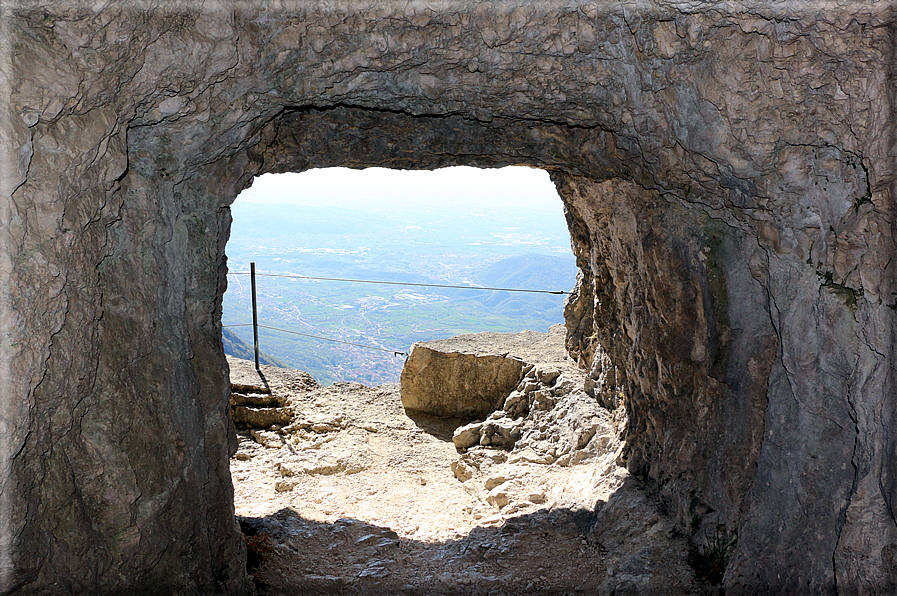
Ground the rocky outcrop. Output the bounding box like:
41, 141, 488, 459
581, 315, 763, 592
557, 157, 895, 592
2, 1, 895, 593
453, 366, 602, 459
418, 326, 584, 450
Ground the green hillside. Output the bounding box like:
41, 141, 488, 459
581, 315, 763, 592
475, 253, 577, 292
222, 327, 288, 368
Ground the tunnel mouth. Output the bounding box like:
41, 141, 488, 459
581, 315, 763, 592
196, 101, 757, 592
219, 166, 704, 593
124, 100, 771, 592
220, 165, 577, 386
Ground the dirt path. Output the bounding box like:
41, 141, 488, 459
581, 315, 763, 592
228, 354, 704, 595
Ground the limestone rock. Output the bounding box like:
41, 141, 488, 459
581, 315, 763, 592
402, 327, 570, 421
4, 1, 895, 593
274, 480, 296, 493
452, 413, 525, 451
229, 391, 281, 408
451, 460, 474, 483
231, 406, 292, 429
486, 482, 512, 509
452, 422, 484, 450
401, 339, 526, 419
485, 475, 511, 491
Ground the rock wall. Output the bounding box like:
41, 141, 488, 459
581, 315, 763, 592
2, 1, 895, 593
560, 172, 897, 592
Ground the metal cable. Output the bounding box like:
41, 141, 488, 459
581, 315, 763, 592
227, 271, 568, 295
223, 323, 407, 356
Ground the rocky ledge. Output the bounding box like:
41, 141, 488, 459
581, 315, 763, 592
228, 338, 701, 594
400, 325, 572, 420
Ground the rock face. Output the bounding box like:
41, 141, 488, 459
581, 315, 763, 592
2, 1, 895, 594
400, 327, 568, 419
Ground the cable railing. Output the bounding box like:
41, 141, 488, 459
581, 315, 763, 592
222, 323, 408, 357
227, 271, 570, 295
225, 262, 570, 371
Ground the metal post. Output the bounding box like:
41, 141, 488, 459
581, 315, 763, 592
250, 261, 260, 371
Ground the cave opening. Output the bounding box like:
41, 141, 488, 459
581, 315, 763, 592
221, 165, 576, 386
223, 165, 600, 590
221, 166, 702, 593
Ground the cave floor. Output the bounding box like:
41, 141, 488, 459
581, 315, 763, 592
228, 357, 704, 595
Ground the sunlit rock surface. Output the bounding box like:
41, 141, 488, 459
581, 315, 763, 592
2, 1, 895, 593
401, 327, 569, 419
401, 346, 525, 420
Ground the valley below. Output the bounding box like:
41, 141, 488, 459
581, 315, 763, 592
222, 169, 577, 385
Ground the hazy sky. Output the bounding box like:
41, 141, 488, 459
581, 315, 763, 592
236, 166, 562, 211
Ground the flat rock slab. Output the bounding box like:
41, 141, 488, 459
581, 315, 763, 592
400, 325, 571, 419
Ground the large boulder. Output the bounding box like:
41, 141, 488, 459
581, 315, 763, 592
401, 347, 524, 420
400, 326, 569, 419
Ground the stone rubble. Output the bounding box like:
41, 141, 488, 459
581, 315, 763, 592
227, 328, 701, 594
